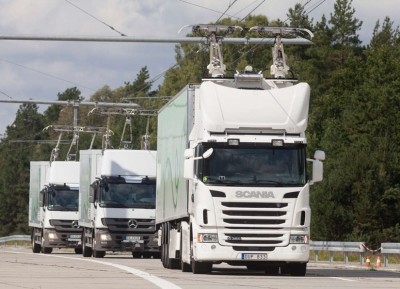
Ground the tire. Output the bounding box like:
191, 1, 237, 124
74, 247, 82, 254
191, 260, 212, 274
132, 252, 142, 258
31, 231, 41, 253
281, 263, 307, 276
289, 263, 307, 276
41, 247, 53, 254
93, 250, 106, 258
82, 232, 92, 257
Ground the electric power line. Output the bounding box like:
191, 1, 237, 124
240, 0, 266, 22
0, 90, 13, 99
216, 0, 238, 22
64, 0, 127, 36
0, 57, 96, 92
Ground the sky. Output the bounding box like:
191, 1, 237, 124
0, 0, 398, 137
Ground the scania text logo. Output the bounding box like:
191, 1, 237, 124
128, 219, 138, 229
235, 191, 275, 198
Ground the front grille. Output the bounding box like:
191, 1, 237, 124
215, 199, 294, 247
49, 219, 81, 232
101, 218, 156, 233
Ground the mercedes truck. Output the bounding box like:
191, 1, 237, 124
79, 149, 158, 258
29, 161, 81, 254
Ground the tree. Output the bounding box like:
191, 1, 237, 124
0, 104, 47, 236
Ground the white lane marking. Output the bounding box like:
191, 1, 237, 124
330, 277, 356, 282
3, 250, 181, 289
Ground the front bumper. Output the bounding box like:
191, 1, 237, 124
94, 230, 159, 252
193, 242, 309, 264
42, 228, 81, 248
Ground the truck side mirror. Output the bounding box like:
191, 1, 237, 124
311, 160, 323, 183
39, 190, 44, 207
184, 148, 214, 180
308, 150, 325, 184
89, 184, 96, 203
184, 149, 194, 180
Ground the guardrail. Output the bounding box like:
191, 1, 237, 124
381, 243, 400, 267
0, 235, 30, 247
310, 241, 366, 265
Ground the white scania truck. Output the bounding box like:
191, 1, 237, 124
29, 161, 81, 254
156, 26, 325, 275
79, 149, 158, 258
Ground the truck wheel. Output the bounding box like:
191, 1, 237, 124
93, 250, 106, 258
82, 234, 92, 257
41, 247, 53, 254
74, 247, 82, 254
191, 260, 212, 274
288, 263, 307, 276
31, 230, 41, 253
132, 252, 142, 258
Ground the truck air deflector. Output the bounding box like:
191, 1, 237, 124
199, 81, 310, 134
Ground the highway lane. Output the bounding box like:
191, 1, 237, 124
1, 247, 399, 289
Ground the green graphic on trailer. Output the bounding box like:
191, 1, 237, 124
159, 89, 188, 217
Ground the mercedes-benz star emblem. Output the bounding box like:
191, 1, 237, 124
72, 220, 80, 229
128, 219, 138, 229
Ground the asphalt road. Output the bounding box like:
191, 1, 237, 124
1, 247, 399, 289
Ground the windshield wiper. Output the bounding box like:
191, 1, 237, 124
204, 176, 244, 185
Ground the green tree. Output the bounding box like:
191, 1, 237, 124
0, 104, 47, 236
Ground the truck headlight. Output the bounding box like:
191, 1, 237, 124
290, 235, 309, 244
100, 233, 112, 241
198, 233, 218, 243
48, 233, 57, 240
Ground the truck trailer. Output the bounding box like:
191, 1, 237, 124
156, 25, 325, 275
79, 149, 159, 258
29, 161, 81, 254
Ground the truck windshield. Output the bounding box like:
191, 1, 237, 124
48, 189, 79, 211
99, 183, 156, 209
202, 145, 306, 187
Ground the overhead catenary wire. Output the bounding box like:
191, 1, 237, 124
216, 0, 238, 22
64, 0, 127, 36
239, 0, 266, 22
0, 57, 96, 92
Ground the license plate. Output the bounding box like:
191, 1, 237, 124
242, 253, 268, 260
125, 236, 142, 241
69, 234, 81, 240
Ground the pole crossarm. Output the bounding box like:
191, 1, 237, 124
0, 99, 141, 109
0, 35, 313, 45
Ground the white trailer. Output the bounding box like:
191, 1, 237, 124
79, 149, 158, 258
156, 25, 325, 275
30, 161, 81, 254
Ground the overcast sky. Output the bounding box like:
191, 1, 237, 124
0, 0, 398, 137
